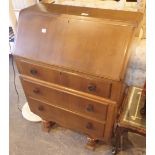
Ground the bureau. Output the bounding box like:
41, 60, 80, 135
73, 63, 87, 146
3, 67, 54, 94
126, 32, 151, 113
13, 3, 142, 149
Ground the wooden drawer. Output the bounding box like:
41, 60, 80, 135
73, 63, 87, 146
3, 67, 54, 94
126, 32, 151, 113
21, 78, 114, 122
60, 71, 112, 98
28, 97, 105, 139
16, 58, 61, 85
16, 58, 112, 98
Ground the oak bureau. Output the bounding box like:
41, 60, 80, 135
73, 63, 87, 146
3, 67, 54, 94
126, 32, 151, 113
13, 3, 143, 149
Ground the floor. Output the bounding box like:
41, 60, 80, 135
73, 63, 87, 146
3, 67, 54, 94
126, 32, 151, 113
9, 56, 146, 155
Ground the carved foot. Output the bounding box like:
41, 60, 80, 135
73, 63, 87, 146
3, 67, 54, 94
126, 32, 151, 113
85, 137, 98, 151
42, 120, 55, 132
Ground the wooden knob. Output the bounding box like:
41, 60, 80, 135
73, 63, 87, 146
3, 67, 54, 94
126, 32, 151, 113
86, 122, 93, 130
33, 88, 40, 94
38, 105, 44, 111
88, 84, 96, 92
86, 104, 94, 112
30, 69, 37, 75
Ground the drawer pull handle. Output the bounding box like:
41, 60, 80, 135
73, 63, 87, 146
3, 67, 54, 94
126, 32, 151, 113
30, 69, 37, 75
88, 84, 96, 92
33, 88, 40, 94
38, 106, 44, 111
86, 122, 93, 130
86, 104, 94, 112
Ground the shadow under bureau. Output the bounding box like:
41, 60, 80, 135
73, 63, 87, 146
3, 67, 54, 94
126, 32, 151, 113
13, 3, 143, 149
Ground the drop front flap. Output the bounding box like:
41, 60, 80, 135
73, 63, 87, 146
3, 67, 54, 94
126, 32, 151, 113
14, 4, 143, 81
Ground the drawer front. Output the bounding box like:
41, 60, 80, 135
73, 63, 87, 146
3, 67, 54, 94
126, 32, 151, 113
60, 72, 112, 98
28, 97, 105, 138
21, 78, 110, 122
16, 58, 112, 98
16, 59, 61, 84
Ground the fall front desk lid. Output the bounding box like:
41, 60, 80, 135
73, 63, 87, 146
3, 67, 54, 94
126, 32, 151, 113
14, 3, 143, 81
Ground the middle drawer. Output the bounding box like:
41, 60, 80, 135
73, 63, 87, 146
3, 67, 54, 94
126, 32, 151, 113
21, 77, 110, 122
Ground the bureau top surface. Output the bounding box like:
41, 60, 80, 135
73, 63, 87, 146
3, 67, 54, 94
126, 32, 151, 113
14, 3, 143, 81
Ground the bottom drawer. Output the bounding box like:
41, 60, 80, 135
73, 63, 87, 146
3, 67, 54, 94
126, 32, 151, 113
28, 97, 105, 139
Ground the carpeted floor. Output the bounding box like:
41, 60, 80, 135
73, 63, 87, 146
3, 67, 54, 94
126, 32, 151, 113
9, 56, 146, 155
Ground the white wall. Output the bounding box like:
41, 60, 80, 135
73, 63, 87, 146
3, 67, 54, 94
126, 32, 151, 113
12, 0, 38, 10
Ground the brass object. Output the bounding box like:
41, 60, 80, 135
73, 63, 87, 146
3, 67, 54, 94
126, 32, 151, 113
88, 84, 96, 92
86, 104, 94, 112
38, 106, 44, 111
30, 69, 38, 75
33, 88, 40, 94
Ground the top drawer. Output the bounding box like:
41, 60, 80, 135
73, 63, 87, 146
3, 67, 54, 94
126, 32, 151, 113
15, 58, 112, 98
16, 58, 61, 85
